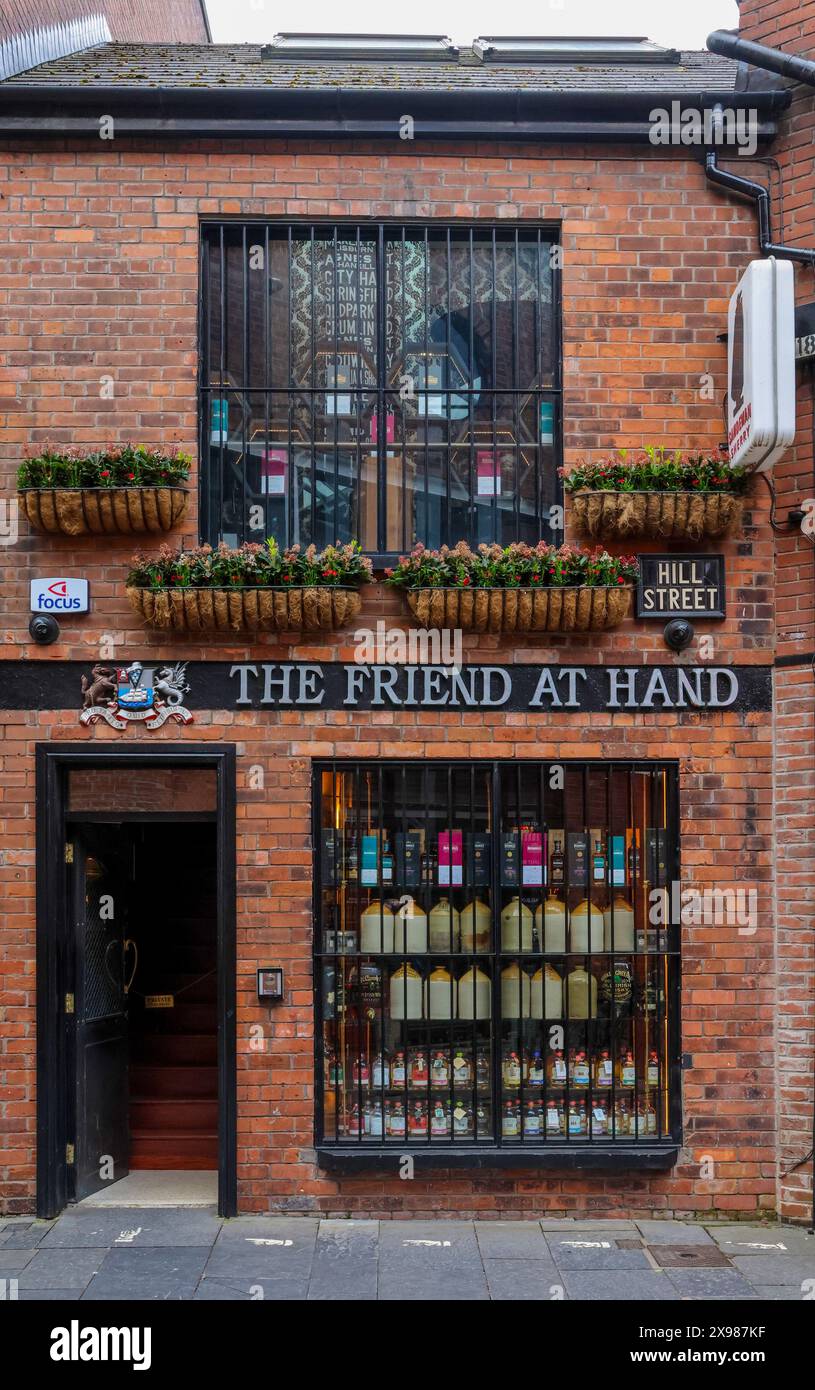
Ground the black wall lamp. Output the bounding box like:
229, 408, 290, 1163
664, 618, 695, 652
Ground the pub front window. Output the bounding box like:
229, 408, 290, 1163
315, 761, 680, 1153
200, 223, 560, 558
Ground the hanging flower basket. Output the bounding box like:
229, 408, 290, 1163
17, 445, 192, 536
126, 585, 363, 633
125, 538, 373, 634
569, 489, 742, 542
19, 485, 189, 536
404, 584, 633, 633
386, 541, 638, 634
563, 449, 749, 543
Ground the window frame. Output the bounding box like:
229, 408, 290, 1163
198, 218, 564, 563
312, 758, 682, 1167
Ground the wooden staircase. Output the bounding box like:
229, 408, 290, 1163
128, 835, 218, 1170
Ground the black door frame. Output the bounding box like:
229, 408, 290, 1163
36, 743, 237, 1218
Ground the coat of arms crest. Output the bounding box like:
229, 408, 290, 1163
80, 661, 193, 729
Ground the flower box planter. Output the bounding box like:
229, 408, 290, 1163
19, 485, 189, 537
569, 489, 743, 543
126, 584, 363, 633
404, 584, 633, 633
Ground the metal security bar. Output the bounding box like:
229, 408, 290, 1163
199, 222, 561, 558
313, 760, 680, 1150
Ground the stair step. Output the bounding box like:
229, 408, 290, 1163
129, 1002, 216, 1032
130, 1098, 218, 1131
131, 1034, 217, 1065
130, 1131, 218, 1169
130, 975, 216, 1001
131, 1065, 217, 1100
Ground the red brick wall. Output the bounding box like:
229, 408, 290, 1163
738, 0, 815, 1225
0, 139, 780, 1217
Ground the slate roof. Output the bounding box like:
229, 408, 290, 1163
0, 41, 761, 94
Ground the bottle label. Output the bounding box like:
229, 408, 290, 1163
621, 1065, 636, 1087
573, 1063, 590, 1085
546, 1108, 561, 1132
553, 1060, 567, 1082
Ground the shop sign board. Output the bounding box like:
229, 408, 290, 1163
727, 256, 795, 470
0, 660, 774, 716
637, 555, 725, 619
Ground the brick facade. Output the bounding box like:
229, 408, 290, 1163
0, 112, 807, 1219
737, 0, 815, 1226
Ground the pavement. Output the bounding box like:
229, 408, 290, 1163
1, 1211, 813, 1301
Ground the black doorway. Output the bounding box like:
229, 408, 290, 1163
36, 745, 237, 1218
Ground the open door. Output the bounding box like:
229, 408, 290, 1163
71, 831, 130, 1201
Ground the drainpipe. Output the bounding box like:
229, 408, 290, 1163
707, 29, 815, 89
709, 29, 815, 1232
704, 106, 815, 266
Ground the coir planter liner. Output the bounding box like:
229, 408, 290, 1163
127, 585, 363, 633
404, 585, 633, 633
570, 489, 742, 542
19, 486, 189, 536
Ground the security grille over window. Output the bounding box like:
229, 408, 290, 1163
83, 877, 124, 1022
315, 761, 679, 1150
200, 223, 561, 558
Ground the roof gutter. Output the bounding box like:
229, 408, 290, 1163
0, 81, 789, 140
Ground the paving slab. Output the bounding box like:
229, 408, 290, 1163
95, 1246, 211, 1280
707, 1225, 815, 1257
378, 1219, 479, 1254
215, 1216, 319, 1243
563, 1270, 680, 1301
16, 1248, 107, 1291
0, 1249, 36, 1272
193, 1279, 255, 1301
196, 1272, 311, 1300
307, 1221, 378, 1301
475, 1221, 552, 1260
749, 1284, 808, 1301
39, 1208, 222, 1249
82, 1282, 195, 1301
0, 1223, 54, 1249
548, 1243, 651, 1271
377, 1269, 490, 1300
483, 1257, 564, 1300
18, 1289, 83, 1301
637, 1221, 716, 1246
731, 1254, 815, 1287
663, 1266, 758, 1299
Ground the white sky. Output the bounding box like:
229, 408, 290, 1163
203, 0, 740, 52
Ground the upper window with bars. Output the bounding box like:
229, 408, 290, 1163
199, 223, 561, 558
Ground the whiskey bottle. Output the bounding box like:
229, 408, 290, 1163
593, 1048, 613, 1089
547, 1048, 567, 1089
452, 1048, 472, 1088
591, 829, 607, 885
571, 1048, 590, 1089
550, 831, 566, 887
618, 1047, 636, 1089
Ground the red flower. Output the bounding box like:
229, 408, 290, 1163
100, 470, 110, 478
127, 472, 135, 480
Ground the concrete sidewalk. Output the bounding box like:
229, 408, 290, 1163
1, 1212, 813, 1301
